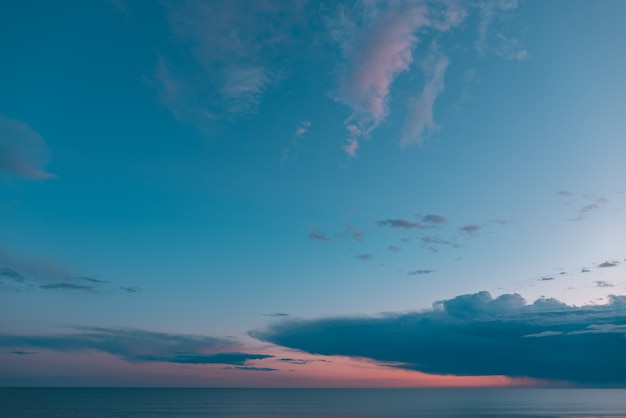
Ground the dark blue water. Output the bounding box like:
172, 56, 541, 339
1, 388, 626, 417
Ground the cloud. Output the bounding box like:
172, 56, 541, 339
337, 223, 364, 242
377, 218, 422, 229
283, 120, 312, 163
356, 254, 372, 262
421, 214, 447, 225
556, 190, 573, 197
333, 3, 427, 140
224, 366, 277, 372
400, 45, 449, 147
569, 197, 607, 221
459, 224, 481, 234
307, 226, 331, 242
539, 277, 555, 281
0, 327, 271, 366
332, 2, 465, 155
39, 283, 98, 292
341, 138, 359, 157
154, 0, 308, 123
251, 291, 626, 384
388, 245, 400, 253
475, 0, 527, 61
0, 267, 25, 283
598, 261, 619, 268
595, 281, 614, 288
263, 313, 291, 317
0, 114, 55, 180
140, 352, 273, 365
0, 247, 133, 294
407, 269, 434, 275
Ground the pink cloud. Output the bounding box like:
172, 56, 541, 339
332, 1, 466, 156
335, 4, 428, 131
342, 138, 359, 157
0, 114, 55, 180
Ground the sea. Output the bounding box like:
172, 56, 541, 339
1, 388, 626, 417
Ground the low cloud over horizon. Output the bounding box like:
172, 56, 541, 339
251, 291, 626, 385
0, 327, 272, 366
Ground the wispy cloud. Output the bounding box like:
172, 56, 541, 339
307, 225, 331, 242
401, 45, 449, 147
224, 366, 277, 372
377, 218, 422, 229
0, 327, 271, 366
0, 245, 135, 294
388, 245, 400, 253
421, 214, 447, 225
598, 261, 619, 268
153, 0, 308, 124
407, 269, 434, 275
356, 254, 372, 262
475, 0, 527, 61
251, 291, 626, 384
595, 281, 614, 288
337, 223, 364, 242
0, 114, 55, 180
459, 224, 481, 234
332, 1, 465, 155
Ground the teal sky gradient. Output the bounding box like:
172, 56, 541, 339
1, 0, 626, 386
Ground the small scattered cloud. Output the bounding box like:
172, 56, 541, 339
420, 236, 458, 252
307, 226, 331, 242
39, 283, 97, 292
407, 269, 434, 276
282, 120, 312, 164
0, 114, 55, 180
387, 245, 400, 253
598, 261, 619, 268
556, 190, 573, 197
263, 313, 291, 317
356, 254, 372, 262
459, 224, 481, 234
377, 219, 422, 229
581, 268, 590, 273
251, 291, 626, 384
570, 197, 607, 221
141, 352, 273, 365
10, 350, 38, 355
120, 286, 141, 294
224, 366, 277, 372
337, 223, 364, 242
421, 214, 447, 225
595, 281, 614, 288
539, 277, 555, 281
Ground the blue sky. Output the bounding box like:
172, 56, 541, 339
1, 0, 626, 387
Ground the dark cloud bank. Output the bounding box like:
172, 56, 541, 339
251, 291, 626, 385
0, 327, 271, 366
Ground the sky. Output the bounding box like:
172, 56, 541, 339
1, 0, 626, 387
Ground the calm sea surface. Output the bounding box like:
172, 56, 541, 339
1, 388, 626, 417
